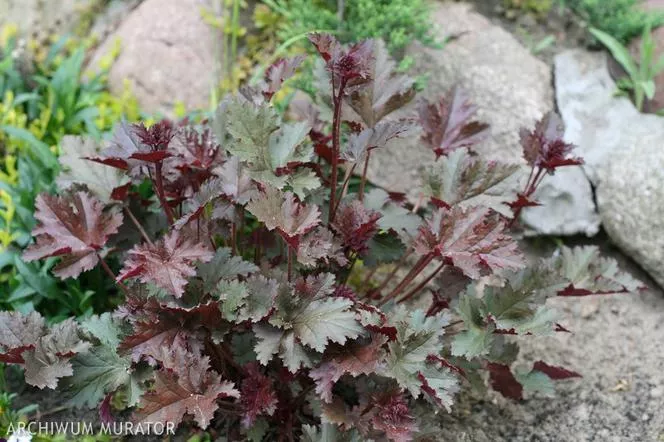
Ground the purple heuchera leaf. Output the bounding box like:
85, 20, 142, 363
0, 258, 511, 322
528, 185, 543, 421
92, 120, 174, 172
332, 200, 381, 255
414, 206, 524, 278
134, 347, 239, 429
370, 391, 417, 442
520, 112, 582, 174
487, 363, 523, 400
418, 87, 490, 158
263, 56, 305, 100
533, 361, 581, 380
118, 299, 222, 364
117, 230, 213, 297
308, 33, 374, 89
23, 191, 123, 279
310, 334, 386, 403
240, 362, 278, 427
246, 186, 320, 249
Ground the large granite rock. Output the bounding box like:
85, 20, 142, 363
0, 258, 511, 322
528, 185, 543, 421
365, 2, 597, 235
597, 137, 664, 287
88, 0, 217, 115
553, 48, 664, 286
0, 0, 96, 39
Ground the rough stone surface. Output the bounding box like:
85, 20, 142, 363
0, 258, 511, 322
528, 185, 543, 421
597, 137, 664, 288
0, 0, 95, 39
520, 167, 599, 236
88, 0, 217, 115
552, 48, 664, 286
365, 3, 596, 236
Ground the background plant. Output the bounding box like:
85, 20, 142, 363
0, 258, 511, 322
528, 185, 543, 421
0, 35, 641, 441
0, 27, 139, 319
591, 24, 664, 111
566, 0, 664, 44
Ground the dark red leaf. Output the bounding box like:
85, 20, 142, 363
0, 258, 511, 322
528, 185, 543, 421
414, 206, 523, 278
555, 323, 572, 333
418, 88, 490, 158
117, 230, 213, 297
487, 363, 523, 400
23, 191, 123, 279
308, 33, 373, 89
263, 56, 305, 100
99, 393, 115, 425
332, 201, 381, 255
520, 112, 582, 174
134, 120, 176, 150
533, 361, 581, 380
240, 362, 278, 427
370, 391, 417, 442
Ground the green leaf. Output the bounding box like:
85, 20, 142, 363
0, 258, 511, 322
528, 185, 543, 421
420, 148, 518, 213
418, 363, 459, 411
289, 298, 363, 352
81, 313, 122, 348
514, 368, 555, 397
225, 98, 279, 164
288, 169, 321, 199
66, 345, 134, 408
641, 80, 656, 99
2, 125, 58, 170
268, 120, 312, 169
364, 188, 420, 241
590, 28, 638, 78
246, 418, 270, 442
451, 292, 494, 358
382, 308, 449, 395
551, 246, 642, 294
198, 247, 259, 292
301, 423, 342, 442
216, 275, 278, 322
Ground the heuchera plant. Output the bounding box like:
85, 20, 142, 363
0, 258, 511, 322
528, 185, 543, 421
0, 35, 642, 441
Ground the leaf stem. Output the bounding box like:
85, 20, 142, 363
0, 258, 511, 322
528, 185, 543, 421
287, 244, 293, 282
231, 222, 237, 255
358, 152, 371, 202
152, 163, 174, 225
377, 253, 433, 306
97, 254, 128, 295
331, 162, 357, 218
368, 247, 413, 296
328, 78, 347, 224
123, 206, 153, 246
397, 262, 445, 304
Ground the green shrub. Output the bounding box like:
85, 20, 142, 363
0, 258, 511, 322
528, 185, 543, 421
504, 0, 553, 16
568, 0, 664, 44
264, 0, 437, 54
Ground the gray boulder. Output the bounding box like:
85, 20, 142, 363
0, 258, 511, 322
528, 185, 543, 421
597, 136, 664, 288
0, 0, 96, 39
88, 0, 217, 115
553, 48, 664, 286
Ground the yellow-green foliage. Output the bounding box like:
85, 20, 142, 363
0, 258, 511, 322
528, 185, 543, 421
0, 26, 140, 251
504, 0, 553, 15
0, 24, 140, 316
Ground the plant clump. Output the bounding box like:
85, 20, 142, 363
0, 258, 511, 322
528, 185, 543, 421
0, 34, 642, 441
